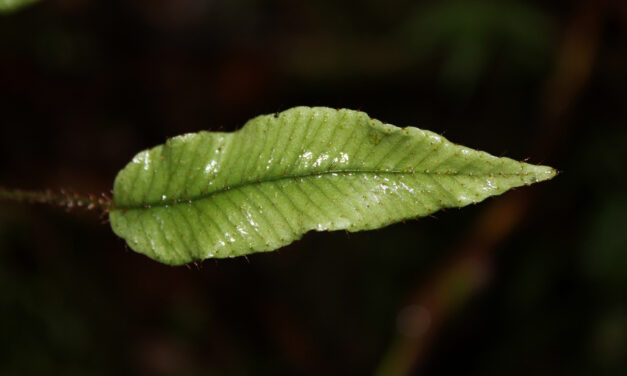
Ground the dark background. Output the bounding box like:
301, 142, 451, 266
1, 0, 625, 375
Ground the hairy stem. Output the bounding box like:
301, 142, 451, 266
0, 187, 111, 212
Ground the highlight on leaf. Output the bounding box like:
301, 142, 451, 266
109, 106, 556, 265
0, 0, 40, 13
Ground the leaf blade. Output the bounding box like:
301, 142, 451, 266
0, 0, 40, 13
110, 107, 555, 265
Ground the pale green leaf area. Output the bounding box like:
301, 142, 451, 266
0, 0, 39, 13
110, 107, 555, 265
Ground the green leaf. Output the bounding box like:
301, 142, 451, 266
110, 107, 555, 265
0, 0, 40, 13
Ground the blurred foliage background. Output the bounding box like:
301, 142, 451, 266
0, 0, 625, 375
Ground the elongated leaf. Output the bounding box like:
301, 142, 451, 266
110, 107, 555, 265
0, 0, 40, 13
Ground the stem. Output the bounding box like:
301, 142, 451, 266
0, 187, 112, 213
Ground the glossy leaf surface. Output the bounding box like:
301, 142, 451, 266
110, 107, 555, 265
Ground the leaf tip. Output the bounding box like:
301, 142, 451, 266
540, 165, 558, 181
526, 163, 558, 185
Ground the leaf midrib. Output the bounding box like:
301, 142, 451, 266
113, 168, 510, 211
